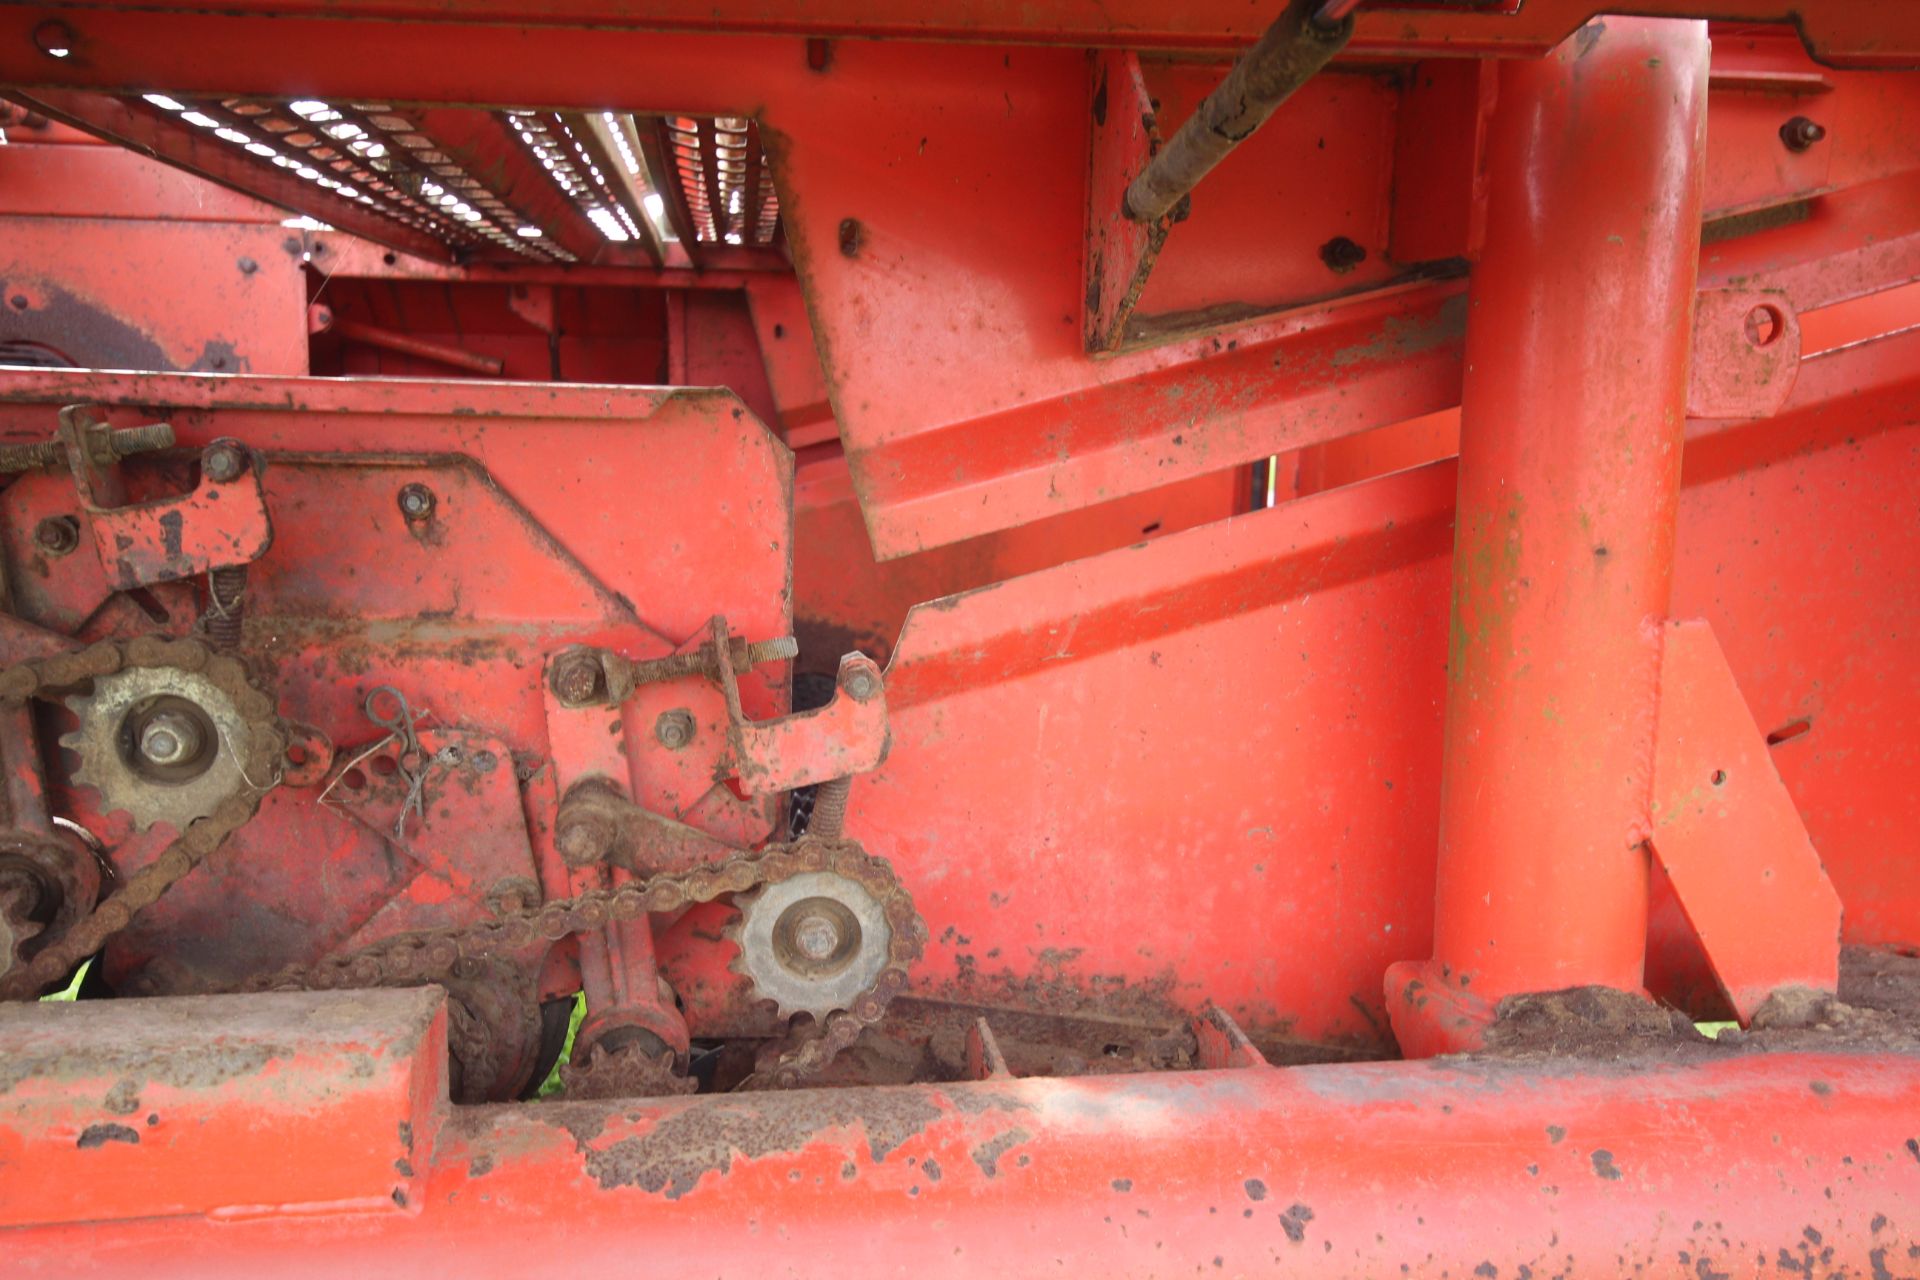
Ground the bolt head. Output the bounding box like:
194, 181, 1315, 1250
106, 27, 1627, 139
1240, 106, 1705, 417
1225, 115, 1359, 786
138, 713, 203, 767
33, 516, 78, 556
201, 442, 246, 483
792, 911, 842, 962
1780, 115, 1826, 152
551, 652, 606, 706
654, 709, 695, 750
397, 483, 436, 521
841, 668, 879, 702
555, 813, 616, 866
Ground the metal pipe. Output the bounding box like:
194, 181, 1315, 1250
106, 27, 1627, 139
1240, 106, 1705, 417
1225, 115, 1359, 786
329, 318, 506, 376
1123, 0, 1353, 224
1388, 18, 1710, 1056
307, 304, 505, 375
7, 985, 1918, 1278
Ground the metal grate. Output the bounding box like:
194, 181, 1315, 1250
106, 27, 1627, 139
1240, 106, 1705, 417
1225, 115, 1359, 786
138, 94, 563, 260
30, 90, 786, 267
662, 115, 780, 246
503, 110, 647, 250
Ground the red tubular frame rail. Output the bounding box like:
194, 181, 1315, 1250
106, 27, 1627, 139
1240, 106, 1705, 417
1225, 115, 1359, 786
4, 988, 1919, 1278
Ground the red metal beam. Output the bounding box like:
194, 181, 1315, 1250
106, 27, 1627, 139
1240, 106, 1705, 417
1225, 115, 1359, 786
3, 0, 1919, 63
3, 987, 1917, 1276
301, 229, 777, 287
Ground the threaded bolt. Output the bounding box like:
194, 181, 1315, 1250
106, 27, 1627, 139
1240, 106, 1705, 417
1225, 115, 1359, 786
809, 776, 851, 840
745, 636, 799, 666
104, 423, 175, 458
0, 422, 175, 473
0, 440, 65, 471
205, 565, 247, 649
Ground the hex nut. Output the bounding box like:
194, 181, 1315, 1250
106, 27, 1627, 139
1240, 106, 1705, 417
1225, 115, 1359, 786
201, 441, 248, 483
654, 709, 696, 750
550, 650, 607, 707
33, 516, 79, 556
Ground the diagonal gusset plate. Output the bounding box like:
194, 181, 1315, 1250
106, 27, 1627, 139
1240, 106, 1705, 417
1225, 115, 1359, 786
1649, 619, 1841, 1022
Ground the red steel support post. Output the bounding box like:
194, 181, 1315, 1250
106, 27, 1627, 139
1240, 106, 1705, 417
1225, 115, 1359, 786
1387, 16, 1710, 1056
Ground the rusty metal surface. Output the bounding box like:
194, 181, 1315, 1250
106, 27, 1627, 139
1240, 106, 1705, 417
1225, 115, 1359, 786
0, 636, 282, 999
1121, 0, 1350, 225
3, 980, 1919, 1275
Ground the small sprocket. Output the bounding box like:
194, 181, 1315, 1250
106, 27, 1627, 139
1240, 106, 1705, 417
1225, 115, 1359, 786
728, 868, 895, 1023
62, 665, 259, 831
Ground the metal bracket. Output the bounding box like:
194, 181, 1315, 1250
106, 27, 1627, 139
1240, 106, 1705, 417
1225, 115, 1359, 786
549, 616, 888, 797
55, 406, 272, 590
554, 777, 743, 875
1648, 618, 1841, 1021
708, 616, 888, 795
1687, 289, 1802, 419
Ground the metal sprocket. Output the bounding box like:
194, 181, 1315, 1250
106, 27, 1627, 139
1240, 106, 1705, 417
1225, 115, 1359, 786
61, 665, 260, 831
728, 869, 895, 1023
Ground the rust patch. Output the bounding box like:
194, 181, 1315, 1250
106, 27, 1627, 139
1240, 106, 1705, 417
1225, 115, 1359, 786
1279, 1202, 1314, 1243
103, 1078, 142, 1115
574, 1090, 944, 1199
0, 1032, 277, 1096
1590, 1149, 1623, 1180
76, 1122, 140, 1149
970, 1127, 1032, 1178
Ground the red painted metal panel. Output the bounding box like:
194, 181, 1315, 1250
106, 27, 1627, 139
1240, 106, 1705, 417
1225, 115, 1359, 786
720, 323, 1920, 1056
0, 220, 308, 373
0, 141, 285, 223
